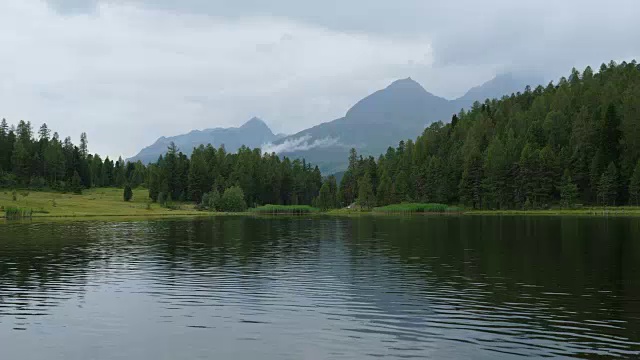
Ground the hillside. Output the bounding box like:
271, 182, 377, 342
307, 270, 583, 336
336, 61, 640, 209
268, 74, 540, 174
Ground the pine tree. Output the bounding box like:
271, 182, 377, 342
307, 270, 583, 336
71, 170, 83, 194
376, 170, 394, 206
123, 184, 133, 202
629, 160, 640, 206
38, 123, 51, 141
560, 170, 579, 208
598, 163, 618, 206
357, 172, 375, 210
79, 132, 88, 158
315, 181, 333, 211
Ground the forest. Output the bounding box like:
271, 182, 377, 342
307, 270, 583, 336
2, 60, 640, 211
338, 60, 640, 209
0, 121, 322, 210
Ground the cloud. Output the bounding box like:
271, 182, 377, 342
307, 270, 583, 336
262, 134, 340, 154
0, 1, 432, 159
2, 0, 639, 160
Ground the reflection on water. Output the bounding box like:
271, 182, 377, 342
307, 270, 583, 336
1, 216, 639, 359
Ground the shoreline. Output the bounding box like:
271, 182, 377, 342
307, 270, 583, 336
3, 188, 640, 223
4, 208, 640, 223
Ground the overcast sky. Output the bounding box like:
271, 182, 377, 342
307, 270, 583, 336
1, 0, 638, 158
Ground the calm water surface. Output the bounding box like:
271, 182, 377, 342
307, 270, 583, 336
1, 216, 640, 359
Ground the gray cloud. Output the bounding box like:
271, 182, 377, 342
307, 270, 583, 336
1, 0, 638, 159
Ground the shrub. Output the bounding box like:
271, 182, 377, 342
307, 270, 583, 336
218, 186, 247, 212
123, 184, 133, 202
12, 190, 17, 201
199, 189, 221, 211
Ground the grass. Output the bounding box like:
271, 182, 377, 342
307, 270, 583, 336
373, 203, 462, 214
249, 204, 320, 214
3, 188, 640, 221
0, 187, 205, 219
4, 206, 33, 220
469, 206, 640, 217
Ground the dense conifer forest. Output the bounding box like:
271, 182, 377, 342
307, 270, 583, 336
2, 60, 640, 210
337, 61, 640, 209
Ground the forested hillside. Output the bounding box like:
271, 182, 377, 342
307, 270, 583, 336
337, 61, 640, 209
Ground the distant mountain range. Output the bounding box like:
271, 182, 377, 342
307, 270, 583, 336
264, 73, 542, 173
127, 117, 280, 164
128, 73, 542, 172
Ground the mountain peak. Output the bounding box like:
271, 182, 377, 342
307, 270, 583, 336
241, 117, 267, 128
386, 77, 423, 90
240, 116, 274, 136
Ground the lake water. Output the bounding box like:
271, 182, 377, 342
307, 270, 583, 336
1, 216, 640, 359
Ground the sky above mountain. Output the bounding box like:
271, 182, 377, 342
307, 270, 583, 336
1, 0, 639, 158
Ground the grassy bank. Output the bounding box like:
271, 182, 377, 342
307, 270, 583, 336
373, 203, 462, 214
0, 188, 205, 219
469, 206, 640, 217
3, 189, 640, 221
249, 205, 320, 215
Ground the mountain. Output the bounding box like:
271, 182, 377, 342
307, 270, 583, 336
453, 72, 544, 109
128, 73, 541, 171
263, 78, 454, 174
266, 73, 543, 174
127, 117, 277, 164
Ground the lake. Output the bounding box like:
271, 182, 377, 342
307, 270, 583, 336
1, 216, 639, 359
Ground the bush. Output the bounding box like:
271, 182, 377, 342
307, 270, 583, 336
218, 186, 247, 212
12, 190, 17, 201
29, 177, 47, 190
70, 171, 83, 194
123, 184, 133, 202
199, 189, 221, 211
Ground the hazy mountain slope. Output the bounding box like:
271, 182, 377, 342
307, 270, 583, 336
266, 78, 455, 173
268, 73, 544, 174
128, 73, 541, 172
127, 117, 276, 163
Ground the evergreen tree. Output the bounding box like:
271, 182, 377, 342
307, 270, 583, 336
71, 170, 83, 194
315, 181, 333, 211
629, 160, 640, 206
598, 163, 618, 206
560, 170, 579, 208
376, 170, 394, 206
38, 123, 51, 141
357, 172, 375, 210
79, 132, 88, 158
123, 184, 133, 202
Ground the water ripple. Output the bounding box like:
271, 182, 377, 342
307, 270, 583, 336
1, 217, 640, 359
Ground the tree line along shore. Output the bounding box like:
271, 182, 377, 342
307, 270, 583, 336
3, 60, 640, 219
